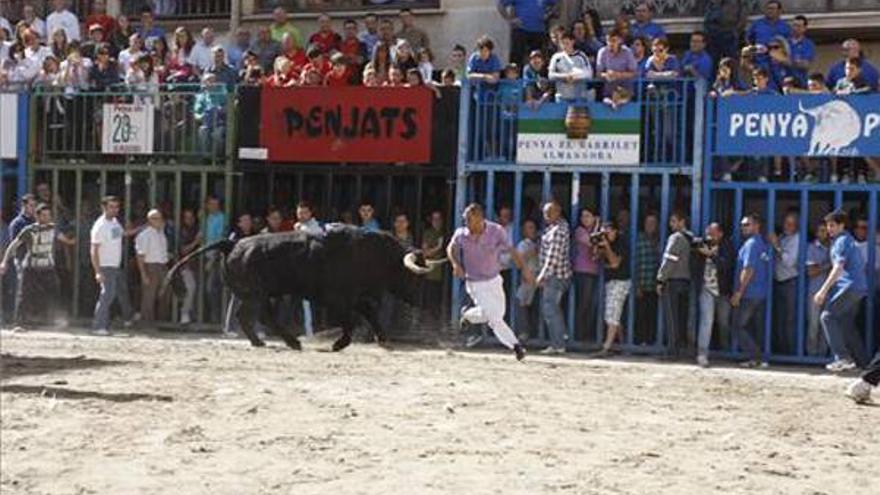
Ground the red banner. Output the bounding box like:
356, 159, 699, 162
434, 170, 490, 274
260, 86, 433, 163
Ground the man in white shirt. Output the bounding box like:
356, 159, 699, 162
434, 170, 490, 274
135, 209, 170, 324
91, 195, 133, 335
46, 0, 80, 42
549, 32, 594, 102
191, 27, 223, 72
22, 4, 47, 40
117, 33, 143, 75
294, 201, 322, 336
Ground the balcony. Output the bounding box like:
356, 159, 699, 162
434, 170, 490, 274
121, 0, 231, 19
253, 0, 439, 14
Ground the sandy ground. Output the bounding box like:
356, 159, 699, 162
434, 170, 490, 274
0, 327, 877, 495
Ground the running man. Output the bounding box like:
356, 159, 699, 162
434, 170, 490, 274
447, 203, 534, 361
0, 203, 72, 328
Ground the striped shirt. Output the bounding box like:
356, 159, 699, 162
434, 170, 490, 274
540, 220, 572, 280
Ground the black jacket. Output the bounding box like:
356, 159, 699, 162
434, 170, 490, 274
693, 237, 736, 297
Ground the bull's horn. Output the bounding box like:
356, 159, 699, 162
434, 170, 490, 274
403, 252, 432, 275
425, 258, 448, 267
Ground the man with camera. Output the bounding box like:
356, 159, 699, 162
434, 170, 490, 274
656, 211, 693, 357
694, 222, 736, 367
595, 221, 631, 356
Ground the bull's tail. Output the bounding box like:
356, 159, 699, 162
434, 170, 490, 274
160, 239, 236, 297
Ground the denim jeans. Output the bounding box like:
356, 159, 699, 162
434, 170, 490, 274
735, 297, 766, 359
821, 290, 869, 367
773, 278, 797, 354
698, 286, 732, 357
92, 266, 133, 330
542, 276, 570, 349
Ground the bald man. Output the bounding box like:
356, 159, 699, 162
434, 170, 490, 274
135, 209, 170, 324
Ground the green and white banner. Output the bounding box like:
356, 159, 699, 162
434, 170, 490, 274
516, 102, 641, 165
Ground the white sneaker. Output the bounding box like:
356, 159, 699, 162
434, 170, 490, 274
757, 176, 768, 183
826, 359, 856, 373
123, 320, 134, 329
132, 312, 142, 322
830, 173, 839, 183
721, 173, 733, 182
540, 346, 565, 355
92, 328, 111, 336
696, 355, 709, 368
180, 314, 192, 325
846, 379, 873, 404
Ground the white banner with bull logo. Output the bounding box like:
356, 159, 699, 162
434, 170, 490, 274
715, 94, 880, 157
101, 103, 155, 154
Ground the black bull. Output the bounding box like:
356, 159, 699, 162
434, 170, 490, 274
162, 226, 445, 351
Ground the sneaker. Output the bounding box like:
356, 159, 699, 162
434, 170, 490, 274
846, 379, 873, 404
696, 355, 709, 368
721, 173, 733, 182
256, 331, 267, 341
539, 346, 565, 355
221, 331, 238, 339
180, 314, 191, 325
830, 173, 839, 183
514, 344, 526, 361
758, 361, 770, 369
739, 360, 759, 368
132, 312, 142, 322
826, 359, 857, 373
92, 328, 111, 336
757, 176, 768, 183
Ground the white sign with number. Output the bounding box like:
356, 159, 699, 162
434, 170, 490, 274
102, 103, 155, 154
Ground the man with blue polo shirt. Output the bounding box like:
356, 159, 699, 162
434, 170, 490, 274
497, 0, 556, 66
814, 209, 870, 373
447, 203, 534, 361
204, 195, 227, 323
681, 31, 713, 80
747, 1, 791, 48
787, 15, 815, 86
731, 213, 771, 368
825, 39, 879, 91
630, 2, 666, 41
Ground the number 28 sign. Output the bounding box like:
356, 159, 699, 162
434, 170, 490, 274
101, 103, 155, 154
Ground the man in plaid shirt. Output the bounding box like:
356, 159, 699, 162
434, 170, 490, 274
634, 212, 661, 344
537, 201, 573, 354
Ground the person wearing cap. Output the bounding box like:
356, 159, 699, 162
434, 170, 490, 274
206, 45, 237, 90
86, 0, 116, 40
191, 27, 223, 73
226, 27, 251, 70
135, 209, 170, 324
825, 39, 879, 91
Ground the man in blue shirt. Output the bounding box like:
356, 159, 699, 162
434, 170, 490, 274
204, 195, 227, 323
731, 213, 771, 367
630, 2, 666, 41
681, 31, 713, 80
825, 38, 879, 91
8, 194, 37, 240
497, 0, 556, 66
137, 7, 165, 45
814, 210, 870, 372
746, 0, 791, 68
787, 15, 815, 86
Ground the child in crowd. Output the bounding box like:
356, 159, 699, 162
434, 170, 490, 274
300, 66, 323, 86
418, 47, 434, 83
499, 63, 521, 159
440, 68, 458, 87
523, 49, 551, 107
807, 72, 829, 93
362, 66, 379, 86
710, 57, 740, 97
324, 52, 351, 86
834, 57, 871, 94
385, 66, 403, 86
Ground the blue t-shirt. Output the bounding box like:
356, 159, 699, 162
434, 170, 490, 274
206, 212, 227, 244
630, 21, 666, 41
787, 36, 815, 85
681, 50, 713, 80
361, 218, 381, 233
826, 58, 879, 91
8, 213, 34, 240
829, 232, 867, 302
501, 0, 556, 33
746, 17, 792, 46
643, 55, 681, 78
736, 235, 770, 300
467, 52, 503, 76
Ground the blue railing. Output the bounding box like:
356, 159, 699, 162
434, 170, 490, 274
465, 78, 700, 169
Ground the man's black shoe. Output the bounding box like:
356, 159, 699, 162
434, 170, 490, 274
514, 344, 526, 361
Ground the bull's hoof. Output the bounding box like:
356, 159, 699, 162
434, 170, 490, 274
331, 336, 352, 352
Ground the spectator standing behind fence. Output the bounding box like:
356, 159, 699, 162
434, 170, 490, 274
630, 2, 666, 41
596, 29, 637, 98
253, 26, 281, 74
703, 0, 748, 67
656, 211, 692, 357
204, 196, 226, 324
767, 211, 800, 355
47, 0, 80, 42
732, 213, 771, 368
358, 201, 381, 232
806, 221, 831, 356
787, 15, 815, 86
548, 32, 592, 102
137, 7, 165, 45
227, 28, 252, 71
177, 208, 201, 326
271, 7, 303, 48
135, 209, 169, 325
360, 13, 379, 56
294, 201, 322, 337
207, 46, 237, 91
643, 37, 680, 80
537, 201, 571, 354
815, 210, 870, 373
595, 221, 630, 356
91, 196, 134, 336
191, 28, 222, 73
634, 212, 660, 346
681, 31, 712, 80
746, 1, 790, 64
310, 13, 341, 55
420, 211, 447, 319
497, 0, 556, 66
573, 207, 599, 343
396, 9, 430, 52
515, 218, 540, 341
22, 4, 46, 41
694, 222, 735, 367
826, 39, 879, 91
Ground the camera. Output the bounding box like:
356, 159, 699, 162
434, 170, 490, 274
589, 230, 607, 246
691, 236, 715, 250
